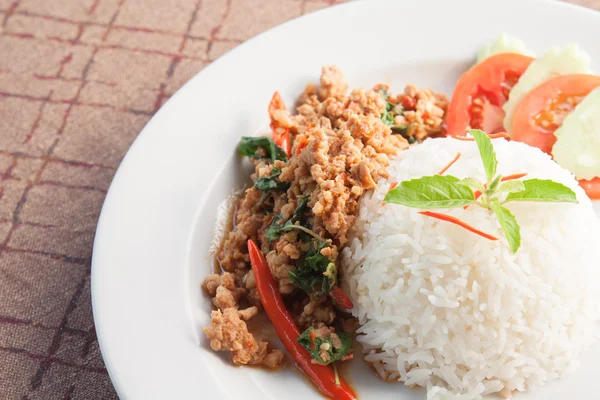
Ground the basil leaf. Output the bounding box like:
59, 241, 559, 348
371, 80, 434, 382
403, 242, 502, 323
297, 328, 352, 365
470, 129, 497, 184
381, 110, 395, 126
265, 197, 310, 243
459, 178, 486, 192
504, 179, 578, 203
497, 180, 525, 194
254, 167, 289, 191
391, 124, 418, 144
490, 202, 521, 253
384, 175, 475, 208
238, 136, 287, 162
289, 237, 335, 295
376, 88, 404, 128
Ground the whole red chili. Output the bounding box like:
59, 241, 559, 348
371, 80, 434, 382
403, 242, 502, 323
247, 239, 357, 400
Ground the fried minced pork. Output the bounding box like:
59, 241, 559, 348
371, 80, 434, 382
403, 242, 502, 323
203, 66, 447, 368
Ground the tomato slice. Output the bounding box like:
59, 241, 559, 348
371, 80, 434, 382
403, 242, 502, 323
447, 53, 534, 136
511, 74, 600, 154
579, 178, 600, 200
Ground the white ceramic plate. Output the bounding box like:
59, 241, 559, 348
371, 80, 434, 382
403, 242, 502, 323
91, 0, 600, 398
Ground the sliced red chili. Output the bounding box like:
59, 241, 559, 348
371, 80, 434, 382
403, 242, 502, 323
247, 240, 356, 400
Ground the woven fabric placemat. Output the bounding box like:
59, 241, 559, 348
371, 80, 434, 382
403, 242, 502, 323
0, 0, 597, 398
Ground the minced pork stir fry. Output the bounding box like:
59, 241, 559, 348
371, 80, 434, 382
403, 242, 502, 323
202, 66, 448, 370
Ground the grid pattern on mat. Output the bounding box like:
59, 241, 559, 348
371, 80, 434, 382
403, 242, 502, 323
0, 0, 344, 398
0, 0, 597, 399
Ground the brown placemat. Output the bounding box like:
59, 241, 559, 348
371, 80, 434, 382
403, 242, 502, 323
0, 0, 597, 398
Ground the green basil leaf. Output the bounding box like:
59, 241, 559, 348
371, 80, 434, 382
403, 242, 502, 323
254, 167, 290, 191
265, 197, 310, 243
384, 175, 475, 208
458, 178, 486, 192
504, 179, 578, 203
265, 214, 286, 243
497, 180, 525, 194
289, 237, 335, 295
391, 124, 418, 144
238, 136, 287, 162
297, 328, 352, 365
381, 110, 395, 126
489, 202, 521, 254
469, 129, 497, 184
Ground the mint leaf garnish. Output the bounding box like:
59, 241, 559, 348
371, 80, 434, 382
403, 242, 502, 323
497, 180, 525, 194
504, 179, 578, 203
458, 178, 486, 192
384, 175, 475, 208
470, 129, 497, 184
385, 129, 579, 254
489, 202, 521, 253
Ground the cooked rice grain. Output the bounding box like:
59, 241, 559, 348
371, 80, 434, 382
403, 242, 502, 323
342, 138, 600, 399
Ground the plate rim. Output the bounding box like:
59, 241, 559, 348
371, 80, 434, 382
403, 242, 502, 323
91, 0, 600, 399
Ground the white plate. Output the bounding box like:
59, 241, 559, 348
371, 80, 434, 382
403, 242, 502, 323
91, 0, 600, 399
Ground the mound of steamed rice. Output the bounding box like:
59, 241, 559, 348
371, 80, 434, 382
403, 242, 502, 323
341, 137, 600, 399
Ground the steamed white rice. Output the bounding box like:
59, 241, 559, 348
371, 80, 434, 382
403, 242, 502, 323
341, 138, 600, 399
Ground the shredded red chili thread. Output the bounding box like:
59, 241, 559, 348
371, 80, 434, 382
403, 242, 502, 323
418, 211, 499, 241
502, 172, 528, 181
454, 132, 511, 141
467, 172, 529, 208
437, 152, 462, 175
310, 330, 316, 351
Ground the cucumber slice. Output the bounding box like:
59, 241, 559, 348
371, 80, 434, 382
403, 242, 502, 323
552, 87, 600, 180
503, 44, 593, 135
476, 33, 535, 63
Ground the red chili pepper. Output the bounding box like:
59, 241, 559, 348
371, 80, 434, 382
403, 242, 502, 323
268, 91, 292, 158
418, 211, 499, 241
296, 136, 309, 156
247, 240, 357, 400
330, 286, 354, 309
401, 96, 416, 109
437, 152, 461, 175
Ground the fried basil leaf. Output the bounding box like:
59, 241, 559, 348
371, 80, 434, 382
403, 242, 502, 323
297, 328, 352, 365
254, 166, 289, 191
238, 136, 287, 162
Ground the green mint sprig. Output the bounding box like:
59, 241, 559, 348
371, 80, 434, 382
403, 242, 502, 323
384, 175, 475, 208
384, 129, 578, 253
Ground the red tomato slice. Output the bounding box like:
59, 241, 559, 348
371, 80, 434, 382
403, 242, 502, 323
579, 178, 600, 200
447, 53, 534, 136
511, 74, 600, 154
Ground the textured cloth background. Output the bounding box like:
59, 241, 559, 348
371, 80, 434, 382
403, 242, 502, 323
0, 0, 597, 399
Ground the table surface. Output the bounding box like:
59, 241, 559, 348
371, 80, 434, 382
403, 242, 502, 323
0, 0, 598, 398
